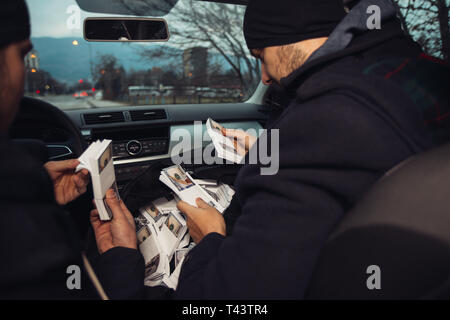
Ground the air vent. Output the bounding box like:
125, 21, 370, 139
130, 109, 167, 122
83, 112, 125, 125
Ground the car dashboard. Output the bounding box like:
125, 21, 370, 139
64, 102, 268, 189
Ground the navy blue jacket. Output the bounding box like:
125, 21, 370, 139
174, 18, 450, 298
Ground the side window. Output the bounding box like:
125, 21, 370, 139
393, 0, 449, 62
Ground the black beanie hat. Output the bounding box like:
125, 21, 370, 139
0, 0, 31, 49
244, 0, 347, 50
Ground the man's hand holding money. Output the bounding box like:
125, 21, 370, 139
177, 198, 226, 243
221, 128, 257, 156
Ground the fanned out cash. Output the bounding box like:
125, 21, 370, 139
206, 118, 246, 164
76, 139, 118, 221
135, 165, 235, 289
159, 164, 227, 213
136, 197, 189, 289
194, 178, 235, 211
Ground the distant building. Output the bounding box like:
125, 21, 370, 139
24, 50, 41, 94
25, 50, 40, 72
183, 47, 208, 86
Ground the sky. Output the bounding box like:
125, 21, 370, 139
25, 0, 237, 39
27, 0, 85, 38
24, 0, 246, 84
26, 0, 180, 38
25, 0, 247, 60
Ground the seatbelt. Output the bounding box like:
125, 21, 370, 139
82, 253, 109, 300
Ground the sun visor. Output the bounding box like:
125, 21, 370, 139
75, 0, 179, 17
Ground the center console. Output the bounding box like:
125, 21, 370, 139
82, 125, 170, 187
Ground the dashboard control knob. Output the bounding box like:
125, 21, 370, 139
126, 140, 142, 156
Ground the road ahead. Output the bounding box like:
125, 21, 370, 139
34, 95, 127, 111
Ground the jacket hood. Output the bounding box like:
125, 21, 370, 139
280, 0, 408, 97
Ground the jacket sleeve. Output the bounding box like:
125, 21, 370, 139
174, 93, 426, 299
0, 199, 89, 299
0, 144, 147, 300
91, 247, 145, 300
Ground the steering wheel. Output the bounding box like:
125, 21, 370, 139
10, 96, 91, 238
10, 97, 86, 160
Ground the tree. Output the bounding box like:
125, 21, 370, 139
394, 0, 450, 62
26, 69, 66, 95
130, 0, 260, 99
127, 69, 153, 87
161, 70, 181, 86
93, 55, 127, 100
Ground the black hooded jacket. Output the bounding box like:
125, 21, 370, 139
0, 138, 145, 299
174, 16, 450, 298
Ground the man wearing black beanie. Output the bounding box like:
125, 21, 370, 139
242, 0, 346, 85
0, 1, 33, 132
174, 0, 450, 298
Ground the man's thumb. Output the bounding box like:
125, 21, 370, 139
105, 189, 121, 212
177, 200, 189, 212
177, 200, 198, 217
196, 198, 210, 209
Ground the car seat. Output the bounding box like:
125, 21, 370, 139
306, 142, 450, 299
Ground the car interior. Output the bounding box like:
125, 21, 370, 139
8, 0, 450, 299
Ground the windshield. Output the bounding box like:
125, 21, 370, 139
25, 0, 261, 110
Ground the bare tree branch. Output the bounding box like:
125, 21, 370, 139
394, 0, 449, 62
133, 0, 260, 97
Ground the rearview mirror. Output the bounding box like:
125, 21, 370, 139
84, 18, 170, 42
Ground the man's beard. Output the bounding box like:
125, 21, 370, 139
276, 45, 309, 79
